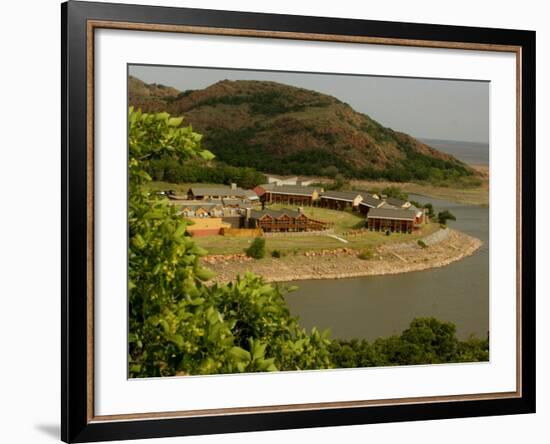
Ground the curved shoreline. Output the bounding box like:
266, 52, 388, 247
203, 228, 483, 284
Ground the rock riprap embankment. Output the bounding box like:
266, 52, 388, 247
202, 229, 482, 284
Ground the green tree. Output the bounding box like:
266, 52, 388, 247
128, 108, 332, 377
399, 317, 458, 364
423, 203, 436, 219
381, 186, 408, 201
245, 237, 266, 259
329, 318, 488, 369
320, 165, 340, 178
437, 210, 457, 225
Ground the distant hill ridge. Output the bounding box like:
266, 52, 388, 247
128, 76, 475, 183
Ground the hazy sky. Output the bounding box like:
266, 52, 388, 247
129, 64, 489, 144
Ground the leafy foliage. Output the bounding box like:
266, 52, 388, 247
424, 203, 436, 219
188, 90, 331, 116
147, 157, 266, 189
357, 248, 374, 260
128, 108, 332, 377
438, 210, 457, 225
329, 318, 489, 368
381, 186, 408, 201
201, 125, 475, 186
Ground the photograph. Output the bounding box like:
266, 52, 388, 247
127, 64, 490, 378
57, 1, 536, 441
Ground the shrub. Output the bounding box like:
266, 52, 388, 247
271, 249, 283, 258
245, 237, 266, 259
423, 203, 436, 218
328, 317, 489, 369
146, 157, 266, 189
381, 186, 408, 201
128, 108, 333, 377
357, 248, 374, 260
437, 210, 457, 225
417, 240, 427, 249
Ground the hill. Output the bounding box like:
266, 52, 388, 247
129, 76, 476, 184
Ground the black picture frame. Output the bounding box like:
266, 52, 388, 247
61, 1, 536, 442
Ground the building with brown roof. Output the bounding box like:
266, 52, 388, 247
259, 185, 322, 206
187, 184, 258, 202
247, 208, 331, 233
366, 207, 418, 233
319, 190, 383, 214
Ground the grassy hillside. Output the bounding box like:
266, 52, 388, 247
129, 76, 478, 186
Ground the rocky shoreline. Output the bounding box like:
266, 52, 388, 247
202, 228, 483, 284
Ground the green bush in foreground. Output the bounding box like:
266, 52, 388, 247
417, 240, 427, 249
128, 108, 332, 377
245, 237, 266, 259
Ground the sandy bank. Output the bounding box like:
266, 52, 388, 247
202, 228, 483, 284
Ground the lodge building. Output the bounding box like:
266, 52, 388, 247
383, 197, 412, 209
247, 208, 332, 233
318, 190, 385, 215
187, 184, 259, 203
318, 190, 363, 211
366, 207, 418, 233
256, 185, 322, 207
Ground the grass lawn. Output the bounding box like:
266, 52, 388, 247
194, 234, 345, 255
268, 203, 364, 234
343, 222, 439, 250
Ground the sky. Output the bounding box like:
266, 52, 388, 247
129, 64, 489, 144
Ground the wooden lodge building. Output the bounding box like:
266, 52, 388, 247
384, 197, 411, 209
319, 190, 384, 214
256, 184, 322, 206
247, 208, 331, 233
366, 207, 418, 233
318, 190, 362, 211
187, 184, 258, 203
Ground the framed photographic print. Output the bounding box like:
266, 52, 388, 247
61, 1, 536, 442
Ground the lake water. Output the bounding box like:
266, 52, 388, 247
420, 138, 489, 166
284, 195, 489, 341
